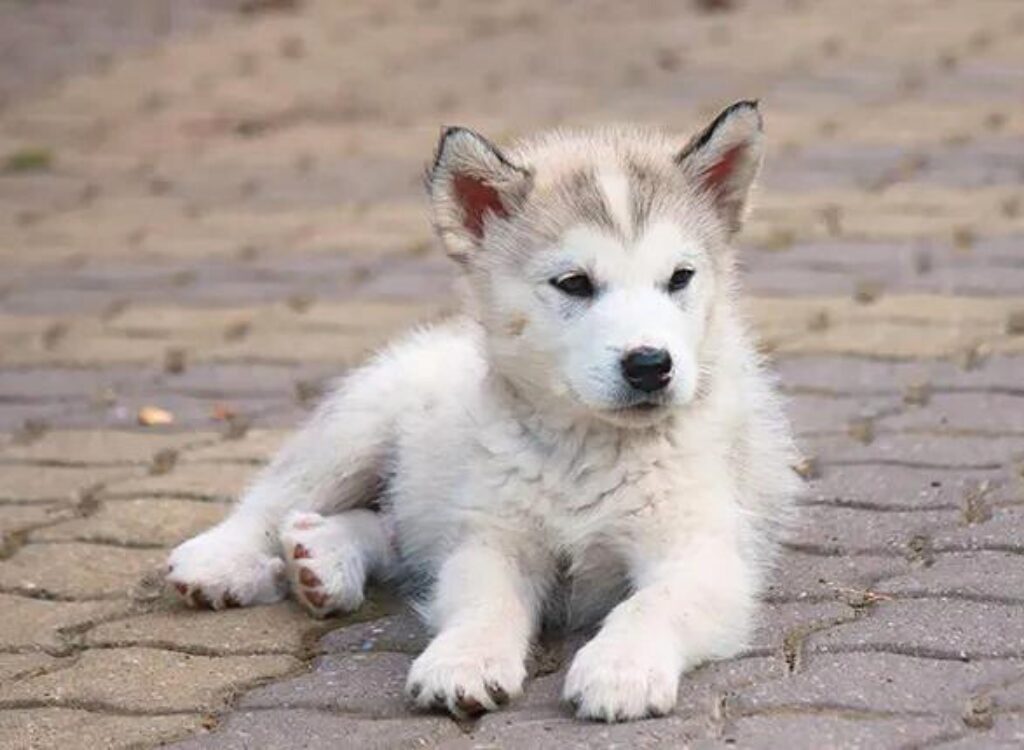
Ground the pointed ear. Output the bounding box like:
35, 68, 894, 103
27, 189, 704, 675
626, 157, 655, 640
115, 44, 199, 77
428, 127, 533, 260
675, 100, 765, 234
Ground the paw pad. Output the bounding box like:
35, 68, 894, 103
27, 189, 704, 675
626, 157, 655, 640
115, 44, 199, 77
298, 567, 321, 587
304, 589, 327, 608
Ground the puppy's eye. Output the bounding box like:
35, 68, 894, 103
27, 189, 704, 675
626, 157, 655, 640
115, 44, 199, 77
668, 267, 695, 293
550, 272, 595, 298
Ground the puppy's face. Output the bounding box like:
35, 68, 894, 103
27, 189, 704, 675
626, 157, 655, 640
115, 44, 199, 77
497, 217, 714, 426
429, 103, 764, 427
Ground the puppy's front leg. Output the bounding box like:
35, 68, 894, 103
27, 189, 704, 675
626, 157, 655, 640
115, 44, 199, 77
407, 538, 547, 718
564, 531, 756, 722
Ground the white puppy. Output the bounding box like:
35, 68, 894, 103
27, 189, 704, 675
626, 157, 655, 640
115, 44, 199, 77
167, 101, 800, 722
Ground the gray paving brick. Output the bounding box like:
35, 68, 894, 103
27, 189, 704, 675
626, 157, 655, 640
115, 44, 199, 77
172, 709, 461, 750
877, 552, 1024, 602
774, 355, 1024, 395
453, 710, 707, 750
809, 600, 1024, 659
878, 392, 1024, 435
793, 505, 958, 555
933, 505, 1024, 552
787, 393, 903, 435
735, 652, 1024, 715
702, 713, 960, 750
766, 551, 908, 604
238, 652, 413, 717
749, 601, 855, 655
935, 714, 1024, 750
319, 607, 429, 655
0, 366, 138, 400
808, 433, 1024, 468
804, 464, 1016, 510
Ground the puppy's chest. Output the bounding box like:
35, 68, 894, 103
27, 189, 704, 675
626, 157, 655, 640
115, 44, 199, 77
488, 425, 680, 536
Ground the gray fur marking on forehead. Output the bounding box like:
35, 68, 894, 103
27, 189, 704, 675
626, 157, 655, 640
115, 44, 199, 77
535, 157, 683, 246
624, 158, 675, 239
550, 168, 620, 237
506, 126, 683, 245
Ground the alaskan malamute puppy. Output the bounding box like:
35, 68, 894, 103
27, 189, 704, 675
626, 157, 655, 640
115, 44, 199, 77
167, 101, 800, 722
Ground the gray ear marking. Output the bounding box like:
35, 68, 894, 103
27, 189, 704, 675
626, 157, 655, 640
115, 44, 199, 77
428, 127, 532, 259
676, 100, 765, 234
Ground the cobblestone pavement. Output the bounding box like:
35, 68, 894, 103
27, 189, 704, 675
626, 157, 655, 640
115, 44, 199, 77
1, 0, 1023, 747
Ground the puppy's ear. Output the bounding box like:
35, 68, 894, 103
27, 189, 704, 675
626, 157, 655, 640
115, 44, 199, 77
675, 100, 764, 235
428, 127, 532, 260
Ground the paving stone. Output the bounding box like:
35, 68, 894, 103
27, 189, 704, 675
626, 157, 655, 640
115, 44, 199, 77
1, 429, 205, 465
172, 709, 461, 750
0, 594, 130, 652
0, 542, 165, 599
766, 551, 908, 604
771, 228, 1012, 274
705, 713, 960, 750
152, 362, 338, 399
87, 602, 319, 655
933, 505, 1024, 552
0, 465, 138, 503
0, 647, 299, 713
182, 429, 289, 463
296, 300, 448, 334
0, 708, 204, 750
935, 714, 1024, 750
0, 329, 178, 368
775, 355, 1024, 395
202, 330, 382, 365
239, 651, 412, 717
320, 607, 429, 655
453, 711, 708, 750
792, 505, 958, 555
805, 463, 1017, 510
877, 552, 1024, 602
74, 391, 293, 431
879, 392, 1024, 435
809, 433, 1024, 468
0, 652, 63, 683
744, 237, 1024, 296
787, 393, 903, 435
989, 672, 1024, 712
809, 600, 1024, 659
0, 502, 76, 538
0, 399, 100, 433
29, 498, 227, 547
102, 462, 253, 501
736, 652, 1024, 715
748, 601, 856, 655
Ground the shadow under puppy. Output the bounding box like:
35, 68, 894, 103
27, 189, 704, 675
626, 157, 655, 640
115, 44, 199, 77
167, 100, 800, 722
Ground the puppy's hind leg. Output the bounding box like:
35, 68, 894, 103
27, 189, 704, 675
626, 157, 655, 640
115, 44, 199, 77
167, 352, 408, 610
281, 509, 394, 618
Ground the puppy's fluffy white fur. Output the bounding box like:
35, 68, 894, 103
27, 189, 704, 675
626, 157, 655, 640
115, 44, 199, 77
167, 101, 800, 722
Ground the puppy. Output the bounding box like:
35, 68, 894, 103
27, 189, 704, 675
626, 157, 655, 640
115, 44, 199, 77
167, 100, 800, 722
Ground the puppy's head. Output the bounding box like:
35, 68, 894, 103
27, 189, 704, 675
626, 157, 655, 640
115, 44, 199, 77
428, 102, 764, 427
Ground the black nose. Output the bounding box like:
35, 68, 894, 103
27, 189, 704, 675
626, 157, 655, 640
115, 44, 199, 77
621, 347, 673, 393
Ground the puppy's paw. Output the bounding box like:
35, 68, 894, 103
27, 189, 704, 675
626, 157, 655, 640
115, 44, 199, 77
167, 521, 286, 610
563, 633, 679, 722
406, 632, 525, 718
281, 511, 367, 618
